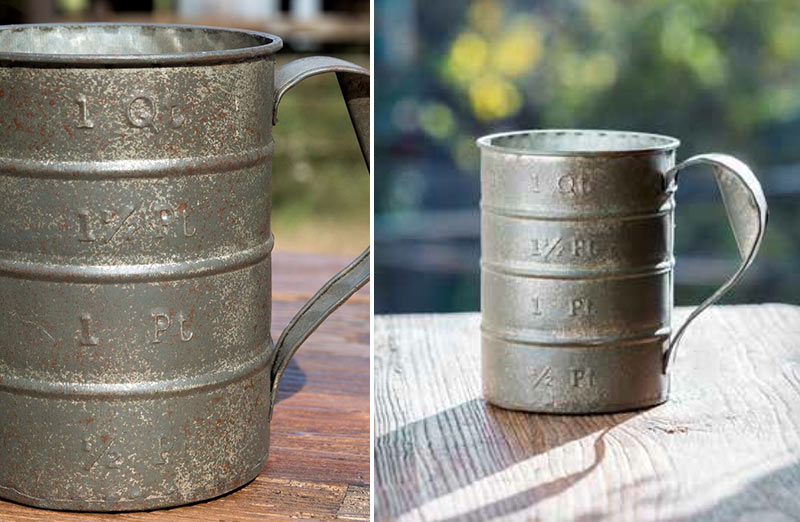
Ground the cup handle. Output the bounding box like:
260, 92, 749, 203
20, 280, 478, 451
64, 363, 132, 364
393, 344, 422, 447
662, 153, 768, 372
269, 57, 370, 418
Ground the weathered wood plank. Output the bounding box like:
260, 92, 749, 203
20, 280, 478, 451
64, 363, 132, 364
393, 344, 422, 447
375, 305, 800, 521
0, 253, 369, 522
272, 251, 370, 303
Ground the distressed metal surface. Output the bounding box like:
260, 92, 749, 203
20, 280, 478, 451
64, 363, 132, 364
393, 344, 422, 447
477, 130, 766, 414
0, 23, 370, 512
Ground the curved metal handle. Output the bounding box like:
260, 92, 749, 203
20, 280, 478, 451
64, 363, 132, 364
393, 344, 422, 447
269, 57, 370, 417
663, 153, 767, 372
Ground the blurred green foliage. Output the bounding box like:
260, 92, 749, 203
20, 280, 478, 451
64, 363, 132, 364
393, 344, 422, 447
429, 0, 800, 168
271, 53, 369, 253
375, 0, 800, 312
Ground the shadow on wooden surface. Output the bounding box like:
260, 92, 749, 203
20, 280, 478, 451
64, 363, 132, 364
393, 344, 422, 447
375, 306, 800, 521
563, 460, 800, 522
376, 398, 639, 520
670, 460, 800, 522
436, 421, 618, 522
275, 358, 306, 404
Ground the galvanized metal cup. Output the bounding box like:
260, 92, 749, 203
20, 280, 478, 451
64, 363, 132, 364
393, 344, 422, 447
478, 130, 767, 414
0, 23, 369, 511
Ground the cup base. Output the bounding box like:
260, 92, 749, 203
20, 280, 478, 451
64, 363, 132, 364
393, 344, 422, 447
0, 457, 267, 512
482, 333, 670, 415
484, 394, 669, 415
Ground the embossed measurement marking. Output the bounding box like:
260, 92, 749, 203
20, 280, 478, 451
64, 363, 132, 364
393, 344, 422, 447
82, 435, 110, 471
530, 172, 541, 193
127, 92, 186, 132
164, 94, 185, 129
102, 204, 138, 243
569, 298, 594, 317
527, 366, 596, 389
78, 204, 139, 243
76, 201, 195, 243
557, 174, 592, 195
529, 366, 553, 389
531, 237, 600, 260
75, 94, 95, 129
151, 309, 194, 344
82, 435, 125, 471
571, 239, 598, 257
570, 368, 596, 388
152, 203, 195, 238
127, 94, 157, 131
70, 92, 187, 131
155, 436, 173, 465
530, 296, 543, 316
106, 448, 125, 469
79, 313, 99, 346
532, 237, 563, 259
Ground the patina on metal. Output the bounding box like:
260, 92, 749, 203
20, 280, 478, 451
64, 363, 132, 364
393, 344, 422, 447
478, 130, 767, 414
0, 23, 369, 511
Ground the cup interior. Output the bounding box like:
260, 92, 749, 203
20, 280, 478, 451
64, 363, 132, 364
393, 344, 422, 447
0, 23, 279, 63
477, 130, 680, 156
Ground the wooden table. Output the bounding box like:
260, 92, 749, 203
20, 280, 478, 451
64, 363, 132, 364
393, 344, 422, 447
375, 305, 800, 521
0, 251, 370, 522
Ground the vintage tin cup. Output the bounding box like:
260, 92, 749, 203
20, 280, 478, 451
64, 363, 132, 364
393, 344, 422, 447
478, 130, 766, 414
0, 23, 368, 511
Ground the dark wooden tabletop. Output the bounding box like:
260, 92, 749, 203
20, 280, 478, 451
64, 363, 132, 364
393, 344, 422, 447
0, 251, 370, 522
375, 305, 800, 522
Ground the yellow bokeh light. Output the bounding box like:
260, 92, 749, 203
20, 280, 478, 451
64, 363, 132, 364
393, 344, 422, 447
446, 32, 489, 84
491, 19, 543, 77
469, 75, 522, 121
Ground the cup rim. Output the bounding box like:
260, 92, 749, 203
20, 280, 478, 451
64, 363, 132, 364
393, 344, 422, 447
0, 22, 283, 67
476, 129, 681, 157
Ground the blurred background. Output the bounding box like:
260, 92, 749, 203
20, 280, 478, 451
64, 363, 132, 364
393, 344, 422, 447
376, 0, 800, 313
1, 0, 369, 255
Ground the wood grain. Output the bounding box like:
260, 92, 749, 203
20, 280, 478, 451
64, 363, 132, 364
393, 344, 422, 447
375, 305, 800, 521
0, 252, 370, 522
